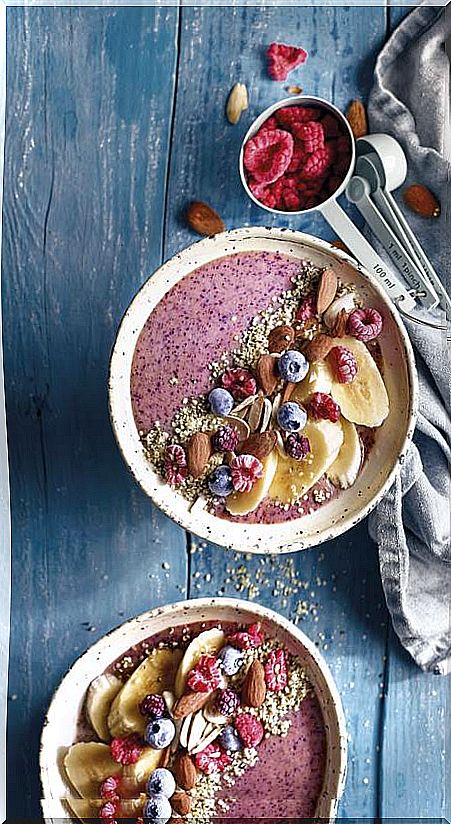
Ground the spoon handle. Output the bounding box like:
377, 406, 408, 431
320, 198, 417, 313
346, 176, 439, 310
381, 188, 451, 313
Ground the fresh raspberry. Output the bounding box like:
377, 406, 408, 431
302, 145, 333, 180
110, 734, 143, 766
99, 801, 118, 821
264, 649, 288, 692
347, 308, 383, 342
292, 121, 325, 154
336, 135, 351, 156
221, 367, 257, 401
295, 293, 316, 322
230, 454, 263, 493
195, 742, 231, 774
235, 713, 264, 748
266, 43, 308, 81
229, 622, 264, 650
328, 346, 358, 384
100, 776, 121, 801
248, 179, 278, 209
213, 425, 240, 453
287, 143, 309, 174
138, 693, 166, 719
215, 688, 240, 716
321, 113, 341, 138
276, 106, 321, 128
327, 174, 344, 195
259, 115, 279, 132
244, 129, 294, 185
285, 433, 311, 460
164, 444, 188, 486
308, 392, 341, 423
187, 654, 222, 693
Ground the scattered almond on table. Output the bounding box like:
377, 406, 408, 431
226, 82, 249, 124
346, 99, 368, 138
186, 201, 225, 236
403, 183, 440, 218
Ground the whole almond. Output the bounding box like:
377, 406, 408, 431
159, 746, 171, 769
268, 324, 295, 353
187, 431, 212, 479
304, 333, 334, 362
226, 82, 249, 125
242, 660, 266, 708
172, 792, 192, 816
346, 99, 368, 139
316, 268, 338, 315
238, 430, 277, 460
293, 317, 317, 339
256, 354, 279, 395
403, 184, 440, 218
173, 752, 198, 790
281, 381, 296, 404
186, 201, 225, 236
173, 690, 212, 719
329, 308, 348, 338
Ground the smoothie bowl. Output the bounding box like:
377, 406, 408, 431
40, 598, 347, 820
109, 226, 417, 553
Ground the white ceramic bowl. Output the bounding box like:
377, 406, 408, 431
109, 226, 417, 554
40, 598, 347, 821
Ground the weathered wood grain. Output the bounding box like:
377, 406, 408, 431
3, 9, 186, 817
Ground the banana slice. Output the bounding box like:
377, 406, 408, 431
225, 450, 278, 517
108, 648, 182, 737
64, 743, 121, 799
66, 795, 146, 822
86, 673, 123, 741
292, 360, 333, 403
269, 420, 343, 504
122, 747, 163, 791
175, 628, 225, 697
328, 336, 389, 427
327, 418, 362, 489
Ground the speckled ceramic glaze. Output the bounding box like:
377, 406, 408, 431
109, 227, 418, 554
40, 598, 347, 820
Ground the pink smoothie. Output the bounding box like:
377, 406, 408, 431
131, 251, 303, 432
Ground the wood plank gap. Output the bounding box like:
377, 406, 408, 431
185, 532, 193, 599
162, 1, 182, 264
375, 617, 390, 817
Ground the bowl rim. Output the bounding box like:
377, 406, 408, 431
108, 225, 418, 553
40, 596, 348, 821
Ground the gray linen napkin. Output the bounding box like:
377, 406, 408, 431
366, 1, 451, 674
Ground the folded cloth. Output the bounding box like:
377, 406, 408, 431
367, 2, 451, 674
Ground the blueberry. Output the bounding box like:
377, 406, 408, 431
208, 387, 234, 416
144, 718, 176, 750
278, 350, 309, 383
277, 402, 307, 433
218, 645, 244, 675
146, 768, 176, 799
219, 725, 242, 753
208, 465, 234, 497
143, 794, 172, 823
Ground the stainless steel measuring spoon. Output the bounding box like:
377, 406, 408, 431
356, 135, 450, 315
239, 95, 447, 329
345, 159, 440, 310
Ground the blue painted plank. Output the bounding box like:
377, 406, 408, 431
3, 9, 185, 817
164, 5, 390, 817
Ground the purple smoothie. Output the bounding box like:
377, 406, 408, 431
131, 251, 302, 431
78, 620, 327, 818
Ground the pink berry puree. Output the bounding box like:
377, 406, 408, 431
131, 251, 301, 432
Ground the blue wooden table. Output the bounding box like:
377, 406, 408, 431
3, 6, 449, 820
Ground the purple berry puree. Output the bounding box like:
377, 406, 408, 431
131, 251, 302, 432
217, 694, 326, 818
